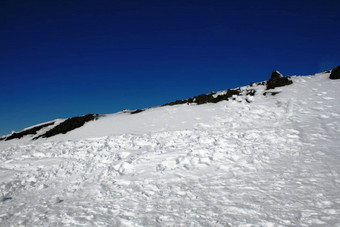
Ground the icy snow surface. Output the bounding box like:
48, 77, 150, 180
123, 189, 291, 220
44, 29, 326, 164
1, 73, 340, 226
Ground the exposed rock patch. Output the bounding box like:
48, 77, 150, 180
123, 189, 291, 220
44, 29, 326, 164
162, 88, 253, 106
4, 122, 55, 141
329, 65, 340, 79
263, 91, 280, 96
266, 70, 293, 90
35, 114, 99, 139
131, 109, 145, 114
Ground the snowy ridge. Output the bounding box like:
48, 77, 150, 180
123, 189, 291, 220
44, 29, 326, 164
0, 71, 340, 226
0, 70, 286, 142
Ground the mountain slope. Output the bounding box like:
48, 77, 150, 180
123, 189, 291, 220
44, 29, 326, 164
0, 70, 292, 143
0, 70, 340, 226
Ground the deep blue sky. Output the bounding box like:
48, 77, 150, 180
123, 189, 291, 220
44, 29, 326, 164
1, 0, 339, 136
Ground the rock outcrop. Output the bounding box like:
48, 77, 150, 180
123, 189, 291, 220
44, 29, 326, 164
4, 122, 55, 141
266, 70, 293, 90
330, 65, 340, 79
35, 114, 99, 139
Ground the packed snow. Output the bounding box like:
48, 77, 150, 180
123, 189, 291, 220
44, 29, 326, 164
0, 72, 340, 226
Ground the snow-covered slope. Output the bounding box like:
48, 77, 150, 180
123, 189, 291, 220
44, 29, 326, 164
1, 71, 340, 226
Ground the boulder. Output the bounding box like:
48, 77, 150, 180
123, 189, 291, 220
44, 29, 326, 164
330, 65, 340, 79
270, 70, 282, 80
266, 70, 293, 90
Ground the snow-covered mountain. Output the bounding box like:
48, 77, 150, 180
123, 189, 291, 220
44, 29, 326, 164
0, 69, 300, 143
0, 67, 340, 226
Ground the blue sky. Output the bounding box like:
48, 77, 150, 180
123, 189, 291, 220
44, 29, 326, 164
1, 0, 339, 136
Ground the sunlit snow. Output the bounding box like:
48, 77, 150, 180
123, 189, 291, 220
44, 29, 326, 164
1, 72, 339, 226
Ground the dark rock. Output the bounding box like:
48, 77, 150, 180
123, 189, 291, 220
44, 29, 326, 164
36, 114, 98, 139
263, 91, 280, 96
4, 122, 55, 141
270, 70, 282, 80
2, 197, 12, 202
162, 88, 244, 106
266, 70, 293, 90
131, 109, 145, 114
192, 93, 216, 104
162, 99, 188, 106
246, 89, 256, 96
257, 81, 266, 86
330, 65, 340, 79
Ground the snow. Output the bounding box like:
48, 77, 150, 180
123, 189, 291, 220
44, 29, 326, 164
1, 72, 340, 226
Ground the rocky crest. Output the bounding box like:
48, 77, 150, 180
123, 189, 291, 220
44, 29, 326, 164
330, 65, 340, 79
266, 70, 293, 90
